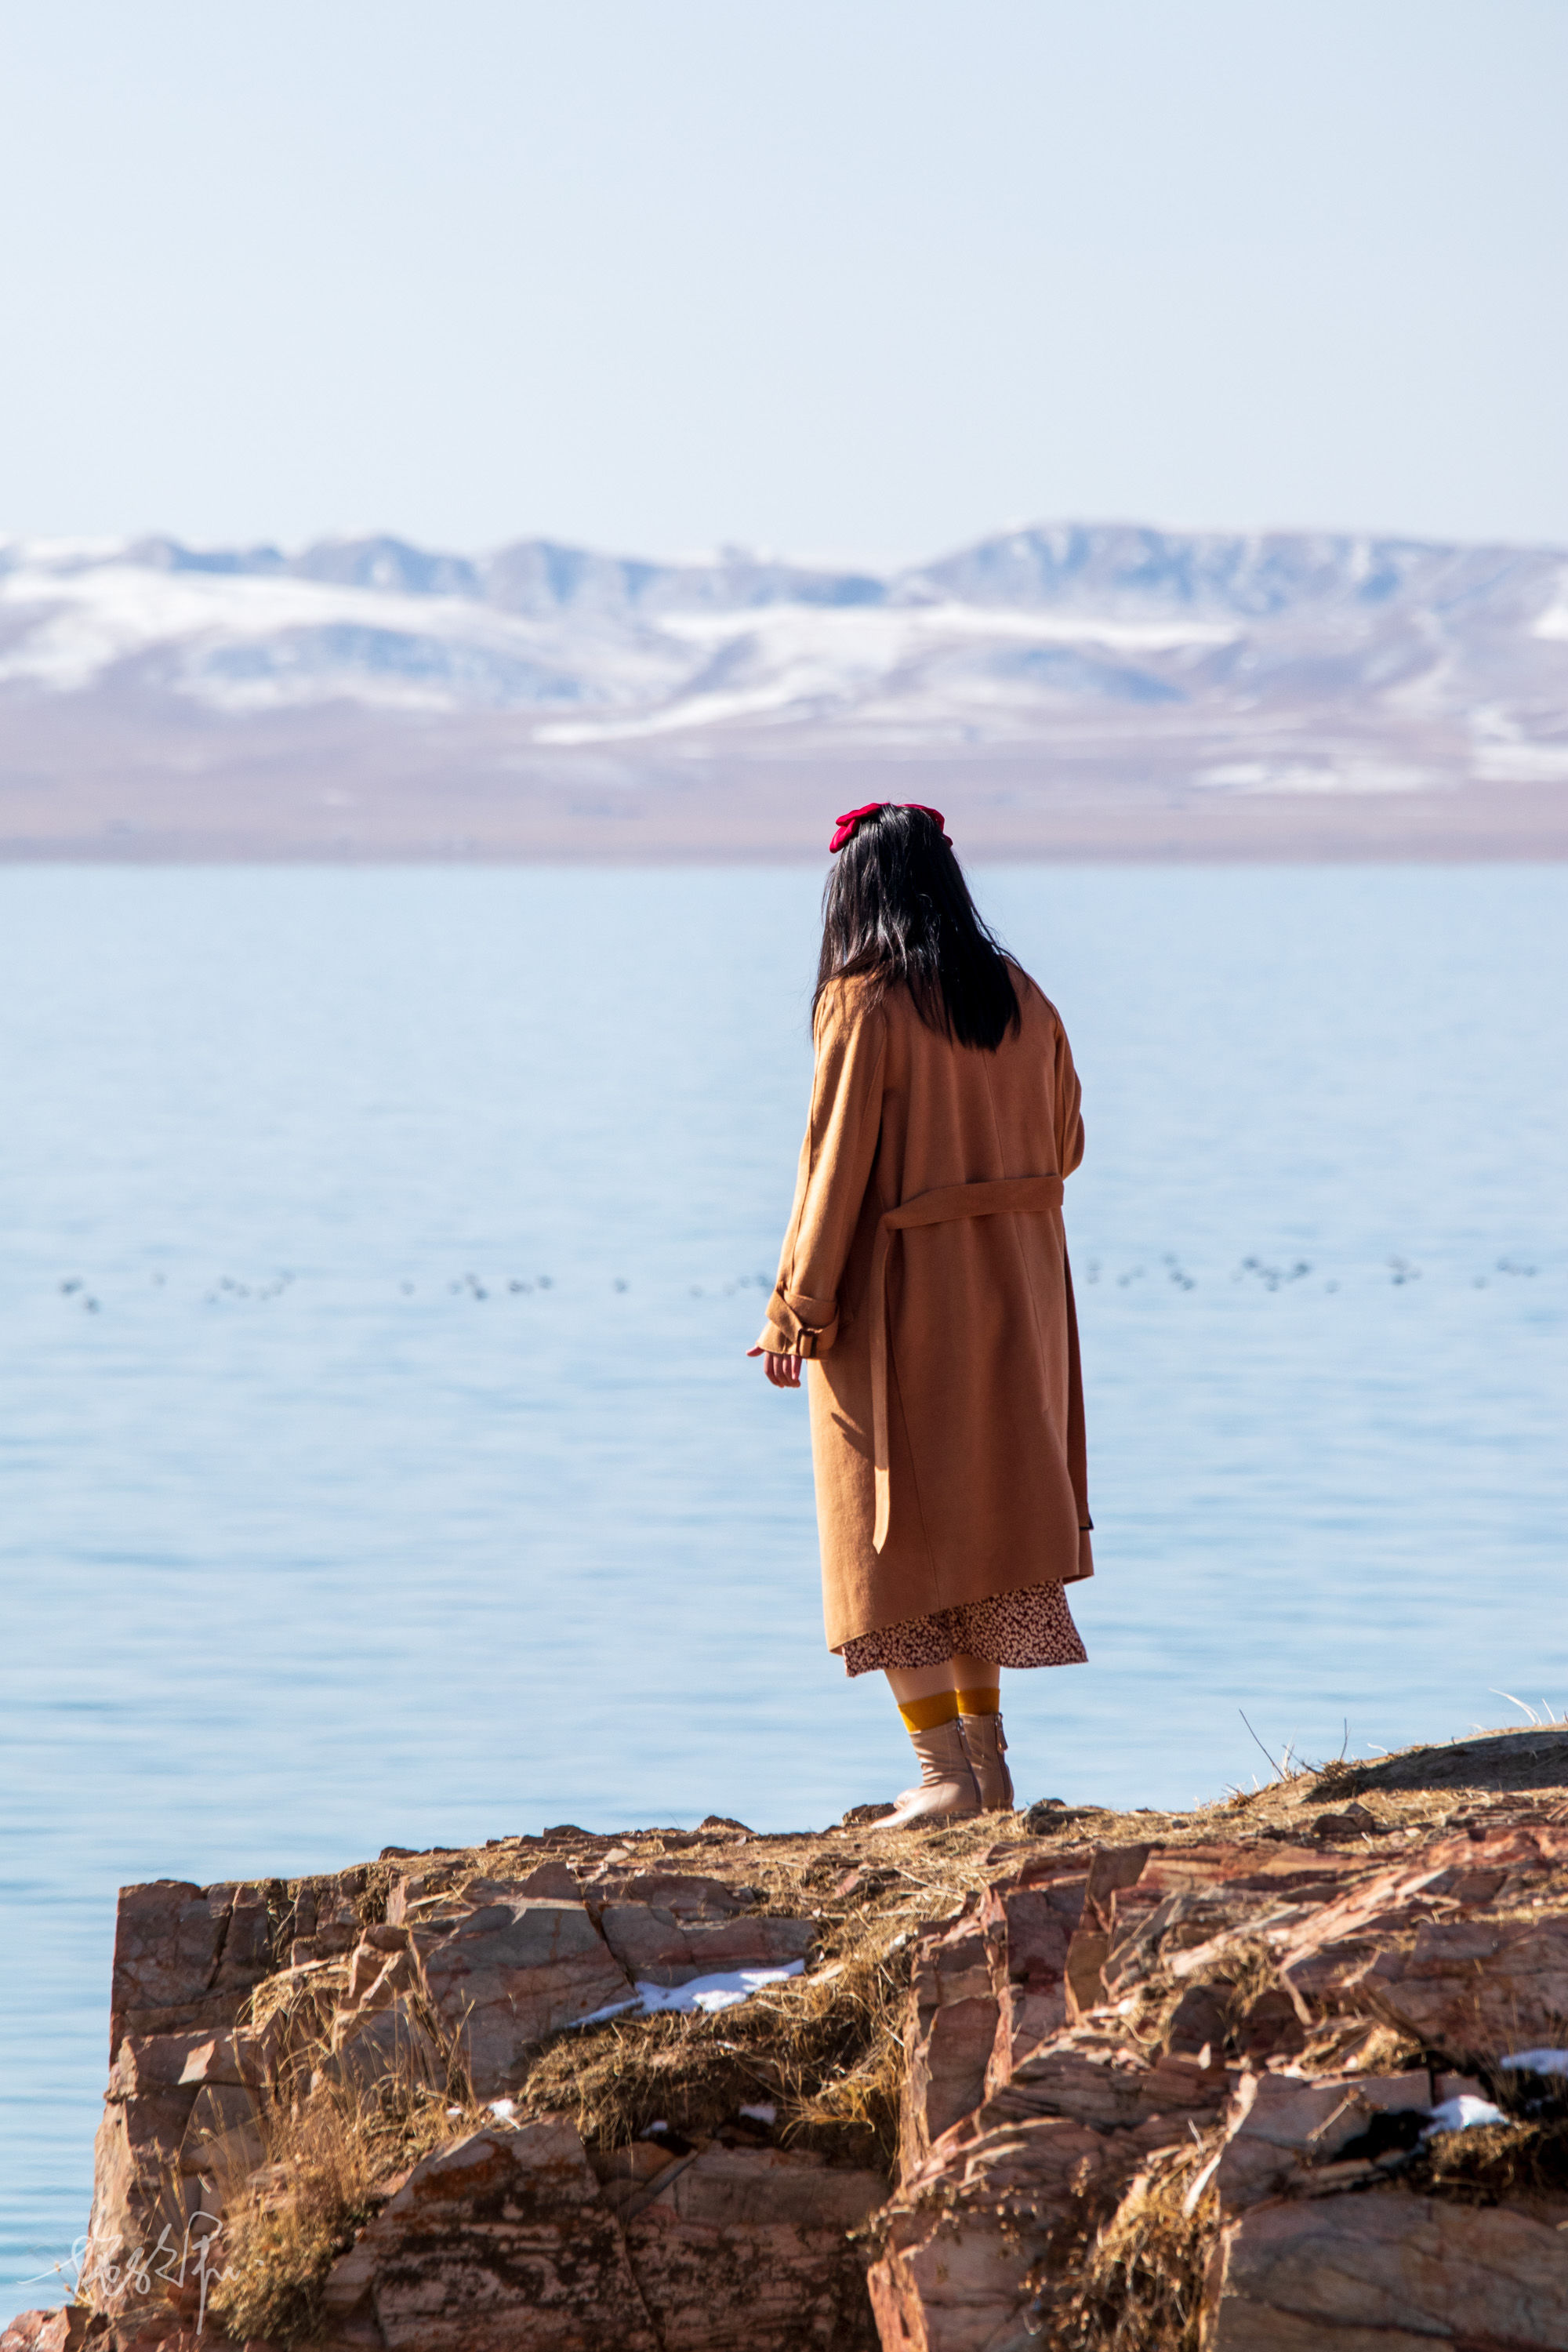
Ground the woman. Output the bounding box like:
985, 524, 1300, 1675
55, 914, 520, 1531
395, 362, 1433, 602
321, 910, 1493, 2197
750, 803, 1092, 1829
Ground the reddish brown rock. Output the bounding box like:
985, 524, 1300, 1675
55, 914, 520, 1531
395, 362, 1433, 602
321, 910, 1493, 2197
66, 1780, 1568, 2352
107, 1883, 230, 2049
463, 1863, 582, 1904
873, 1808, 1568, 2350
321, 2118, 660, 2350
586, 1869, 750, 1913
385, 1860, 585, 1929
998, 2033, 1227, 2141
902, 1853, 1160, 2176
900, 1898, 997, 2172
871, 2113, 1112, 2352
874, 2030, 1234, 2347
1054, 1849, 1148, 2027
328, 1994, 446, 2099
1272, 1830, 1568, 2049
879, 1834, 1236, 2352
597, 1902, 816, 1988
209, 1883, 274, 1994
623, 2143, 885, 2350
1312, 1802, 1378, 1838
1210, 2068, 1433, 2214
0, 2315, 98, 2352
336, 1934, 419, 2025
419, 1901, 634, 2093
14, 2321, 246, 2352
978, 1869, 1086, 2089
589, 2136, 691, 2220
1203, 2193, 1568, 2350
107, 2029, 268, 2100
82, 2085, 207, 2307
980, 2024, 1171, 2132
176, 2082, 267, 2211
1376, 1912, 1568, 2048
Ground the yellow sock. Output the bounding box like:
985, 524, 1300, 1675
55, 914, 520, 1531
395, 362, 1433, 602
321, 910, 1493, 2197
898, 1690, 960, 1735
956, 1684, 1000, 1718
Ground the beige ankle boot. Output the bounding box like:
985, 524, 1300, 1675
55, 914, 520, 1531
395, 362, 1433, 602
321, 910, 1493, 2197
960, 1712, 1014, 1812
873, 1718, 983, 1830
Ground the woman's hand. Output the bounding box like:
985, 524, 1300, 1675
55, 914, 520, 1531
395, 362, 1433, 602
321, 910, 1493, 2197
747, 1345, 804, 1388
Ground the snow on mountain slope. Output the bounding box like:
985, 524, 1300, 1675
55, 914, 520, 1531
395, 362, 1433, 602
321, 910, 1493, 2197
536, 602, 1235, 746
898, 523, 1560, 622
0, 523, 1564, 810
0, 529, 1248, 726
0, 545, 688, 712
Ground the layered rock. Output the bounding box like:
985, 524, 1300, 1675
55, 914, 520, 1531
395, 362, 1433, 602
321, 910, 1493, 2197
1201, 2058, 1568, 2347
60, 1833, 865, 2352
618, 2143, 885, 2350
868, 1801, 1568, 2349
1206, 2192, 1568, 2350
319, 2118, 664, 2351
13, 1733, 1568, 2352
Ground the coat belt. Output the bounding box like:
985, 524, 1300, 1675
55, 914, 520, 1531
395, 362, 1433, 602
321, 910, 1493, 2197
867, 1174, 1066, 1553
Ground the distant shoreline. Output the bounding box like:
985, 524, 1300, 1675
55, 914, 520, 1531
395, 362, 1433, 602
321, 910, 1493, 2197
3, 780, 1566, 862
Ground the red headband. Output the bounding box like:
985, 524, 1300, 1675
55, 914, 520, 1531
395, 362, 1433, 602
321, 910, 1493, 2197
829, 802, 951, 854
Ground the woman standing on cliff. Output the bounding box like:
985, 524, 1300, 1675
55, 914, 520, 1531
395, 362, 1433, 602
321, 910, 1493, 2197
751, 804, 1091, 1830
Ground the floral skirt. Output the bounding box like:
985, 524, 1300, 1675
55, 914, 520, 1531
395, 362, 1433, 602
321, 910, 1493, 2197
835, 1579, 1087, 1679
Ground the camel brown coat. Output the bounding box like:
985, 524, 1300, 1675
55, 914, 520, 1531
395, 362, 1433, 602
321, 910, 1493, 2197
757, 967, 1093, 1653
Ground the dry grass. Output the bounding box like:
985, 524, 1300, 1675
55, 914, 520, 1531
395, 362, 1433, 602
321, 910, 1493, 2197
246, 1962, 352, 2101
210, 1998, 481, 2347
516, 1907, 918, 2170
503, 1815, 1022, 2172
1215, 1936, 1287, 2018
1123, 1929, 1305, 2071
1295, 2017, 1424, 2078
1294, 2060, 1568, 2212
1032, 2144, 1218, 2352
1415, 2114, 1568, 2205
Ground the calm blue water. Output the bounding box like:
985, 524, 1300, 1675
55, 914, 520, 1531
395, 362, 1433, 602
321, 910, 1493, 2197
2, 862, 1565, 2314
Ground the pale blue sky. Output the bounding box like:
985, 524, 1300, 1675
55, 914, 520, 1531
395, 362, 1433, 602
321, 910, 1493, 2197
2, 0, 1565, 560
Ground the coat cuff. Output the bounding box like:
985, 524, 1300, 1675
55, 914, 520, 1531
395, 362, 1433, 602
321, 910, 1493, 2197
757, 1284, 840, 1359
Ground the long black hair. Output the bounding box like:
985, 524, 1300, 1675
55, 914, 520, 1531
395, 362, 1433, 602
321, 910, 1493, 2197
814, 804, 1022, 1051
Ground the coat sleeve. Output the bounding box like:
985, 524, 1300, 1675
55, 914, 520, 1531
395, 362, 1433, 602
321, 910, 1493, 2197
1051, 1007, 1091, 1538
755, 986, 887, 1358
1053, 1012, 1084, 1178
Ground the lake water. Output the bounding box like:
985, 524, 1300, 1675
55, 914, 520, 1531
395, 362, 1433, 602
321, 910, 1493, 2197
2, 861, 1565, 2315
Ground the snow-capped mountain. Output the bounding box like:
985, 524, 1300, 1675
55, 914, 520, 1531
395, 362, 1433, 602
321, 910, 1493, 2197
1, 523, 1565, 855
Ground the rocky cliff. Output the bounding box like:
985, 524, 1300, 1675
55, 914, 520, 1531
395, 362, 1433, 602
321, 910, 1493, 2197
9, 1726, 1568, 2351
